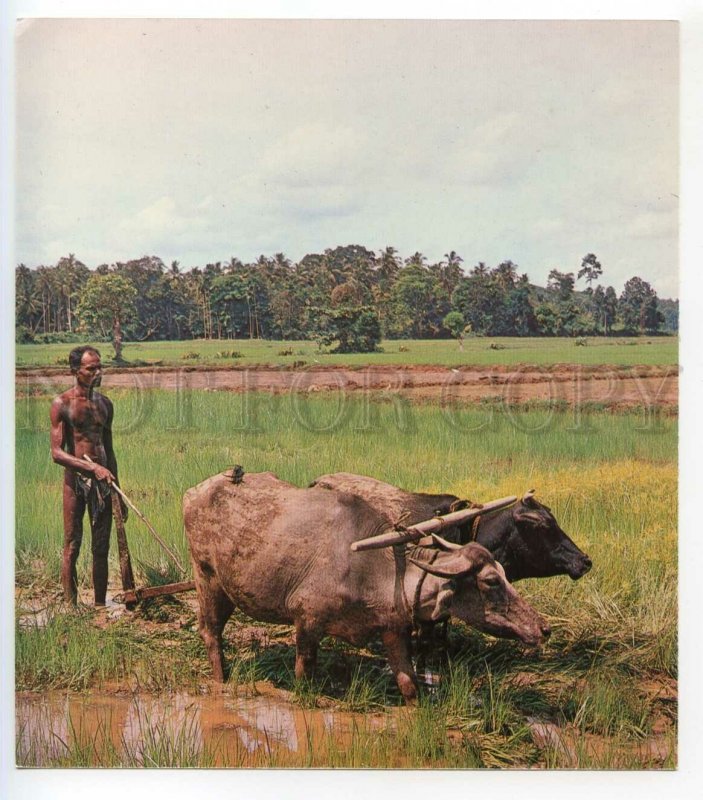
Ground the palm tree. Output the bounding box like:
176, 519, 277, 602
56, 254, 89, 332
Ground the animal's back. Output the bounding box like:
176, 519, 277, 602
184, 471, 394, 626
312, 472, 460, 526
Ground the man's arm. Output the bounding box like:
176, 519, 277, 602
102, 398, 119, 482
101, 397, 127, 518
49, 397, 115, 482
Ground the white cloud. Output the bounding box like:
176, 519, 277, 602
626, 210, 678, 240
14, 19, 679, 296
261, 124, 368, 189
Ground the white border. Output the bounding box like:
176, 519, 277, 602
2, 2, 701, 799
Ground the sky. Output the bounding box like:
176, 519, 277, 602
15, 18, 679, 296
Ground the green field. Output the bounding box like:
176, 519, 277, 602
15, 335, 679, 369
16, 389, 677, 767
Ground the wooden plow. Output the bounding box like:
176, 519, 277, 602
350, 495, 517, 552
84, 456, 195, 608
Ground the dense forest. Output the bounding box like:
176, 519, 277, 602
15, 246, 677, 356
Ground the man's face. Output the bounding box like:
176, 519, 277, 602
75, 351, 102, 389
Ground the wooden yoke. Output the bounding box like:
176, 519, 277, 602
350, 495, 517, 552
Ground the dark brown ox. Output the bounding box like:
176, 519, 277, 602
311, 473, 592, 583
184, 471, 551, 703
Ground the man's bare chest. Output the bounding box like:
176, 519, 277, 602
65, 397, 109, 437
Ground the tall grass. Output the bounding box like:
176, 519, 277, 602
16, 609, 208, 692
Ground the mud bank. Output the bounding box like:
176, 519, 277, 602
17, 364, 678, 409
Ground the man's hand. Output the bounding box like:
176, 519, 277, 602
92, 464, 116, 484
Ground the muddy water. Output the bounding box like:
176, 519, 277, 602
16, 689, 394, 767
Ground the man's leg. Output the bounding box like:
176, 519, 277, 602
62, 479, 85, 605
91, 493, 112, 606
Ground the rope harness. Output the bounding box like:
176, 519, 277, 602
410, 549, 440, 632
391, 494, 519, 634
471, 514, 482, 541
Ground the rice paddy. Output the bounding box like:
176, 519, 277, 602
15, 334, 678, 369
15, 388, 677, 768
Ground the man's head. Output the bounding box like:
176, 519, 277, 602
69, 346, 102, 389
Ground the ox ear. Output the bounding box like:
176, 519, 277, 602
409, 549, 480, 579
430, 585, 455, 621
513, 507, 543, 526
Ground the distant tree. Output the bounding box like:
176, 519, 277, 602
618, 277, 663, 334
373, 246, 402, 334
76, 273, 137, 361
389, 263, 448, 338
493, 260, 519, 290
405, 251, 428, 269
591, 284, 619, 334
545, 269, 583, 334
450, 263, 500, 335
534, 302, 563, 336
547, 269, 576, 301
114, 255, 167, 340
506, 274, 538, 335
451, 261, 536, 336
55, 254, 90, 332
577, 253, 603, 290
315, 281, 381, 353
433, 251, 464, 297
658, 298, 679, 333
443, 311, 466, 349
34, 266, 62, 335
15, 264, 40, 336
210, 273, 249, 338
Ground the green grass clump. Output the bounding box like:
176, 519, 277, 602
16, 611, 136, 691
16, 607, 207, 692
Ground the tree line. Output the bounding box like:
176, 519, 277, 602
15, 247, 677, 358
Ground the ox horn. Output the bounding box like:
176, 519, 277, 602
431, 533, 463, 551
408, 553, 473, 579
522, 489, 536, 504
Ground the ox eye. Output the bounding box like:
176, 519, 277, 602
481, 575, 502, 588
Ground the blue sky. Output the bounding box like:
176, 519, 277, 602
15, 18, 679, 296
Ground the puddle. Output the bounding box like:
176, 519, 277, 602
16, 690, 393, 767
17, 591, 132, 630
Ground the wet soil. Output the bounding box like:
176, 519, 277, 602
17, 363, 679, 409
16, 585, 677, 769
15, 687, 397, 767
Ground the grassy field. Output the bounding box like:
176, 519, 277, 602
15, 335, 678, 369
15, 389, 677, 767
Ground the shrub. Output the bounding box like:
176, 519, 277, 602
32, 332, 86, 344
181, 351, 200, 360
15, 325, 34, 344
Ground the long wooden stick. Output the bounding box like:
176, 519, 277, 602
115, 581, 196, 605
350, 495, 517, 552
83, 456, 186, 575
111, 486, 136, 609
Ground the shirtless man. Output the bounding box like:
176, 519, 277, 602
50, 346, 124, 606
